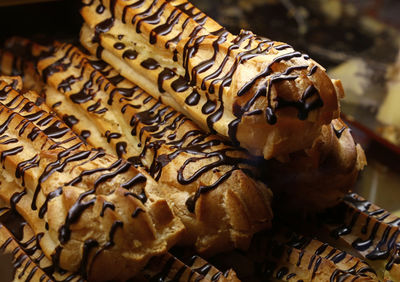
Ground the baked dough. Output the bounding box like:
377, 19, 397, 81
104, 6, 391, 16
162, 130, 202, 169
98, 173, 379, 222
264, 118, 366, 213
0, 78, 185, 280
0, 206, 238, 281
0, 207, 82, 281
245, 227, 378, 281
34, 42, 273, 255
320, 193, 400, 281
0, 37, 49, 93
80, 0, 343, 160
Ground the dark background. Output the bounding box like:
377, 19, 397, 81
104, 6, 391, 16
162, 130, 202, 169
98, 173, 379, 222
0, 0, 81, 44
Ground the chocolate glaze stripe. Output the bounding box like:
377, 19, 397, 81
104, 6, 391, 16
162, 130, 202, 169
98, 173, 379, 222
166, 0, 225, 35
0, 78, 183, 280
0, 111, 229, 282
0, 40, 49, 94
37, 42, 263, 215
183, 253, 233, 281
246, 227, 377, 281
320, 192, 400, 281
38, 43, 131, 153
80, 0, 336, 159
32, 39, 272, 256
39, 44, 137, 159
1, 89, 84, 150
104, 0, 320, 128
101, 65, 260, 213
0, 122, 158, 279
0, 208, 82, 281
143, 250, 237, 281
0, 94, 112, 226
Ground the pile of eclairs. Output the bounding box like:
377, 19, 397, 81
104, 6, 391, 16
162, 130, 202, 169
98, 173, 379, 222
0, 0, 398, 281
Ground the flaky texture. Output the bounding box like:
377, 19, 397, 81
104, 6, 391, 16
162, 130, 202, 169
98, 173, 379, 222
0, 78, 185, 280
263, 118, 366, 213
34, 42, 273, 255
80, 0, 343, 160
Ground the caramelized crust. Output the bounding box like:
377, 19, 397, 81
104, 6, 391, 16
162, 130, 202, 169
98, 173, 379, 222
80, 0, 342, 160
0, 34, 365, 258
35, 42, 273, 255
0, 78, 184, 280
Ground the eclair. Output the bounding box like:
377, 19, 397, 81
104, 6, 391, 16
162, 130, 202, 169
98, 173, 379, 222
2, 37, 366, 216
0, 208, 237, 281
80, 0, 343, 160
320, 193, 400, 281
247, 227, 377, 281
0, 208, 82, 281
263, 118, 366, 212
0, 78, 185, 280
0, 37, 49, 93
35, 42, 273, 255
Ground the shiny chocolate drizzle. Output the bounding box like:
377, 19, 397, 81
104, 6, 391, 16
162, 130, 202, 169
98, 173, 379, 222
86, 0, 324, 147
40, 43, 261, 215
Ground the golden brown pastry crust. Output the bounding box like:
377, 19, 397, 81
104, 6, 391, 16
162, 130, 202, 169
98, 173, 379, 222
263, 118, 366, 212
0, 208, 82, 281
211, 224, 377, 281
80, 0, 342, 160
0, 206, 238, 282
320, 193, 400, 281
253, 231, 377, 281
34, 42, 273, 255
0, 78, 185, 280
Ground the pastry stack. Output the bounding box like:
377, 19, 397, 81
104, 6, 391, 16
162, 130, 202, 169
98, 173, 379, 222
0, 0, 398, 281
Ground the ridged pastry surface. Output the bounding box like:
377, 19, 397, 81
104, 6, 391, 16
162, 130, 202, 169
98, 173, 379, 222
35, 42, 273, 255
80, 0, 343, 159
0, 78, 185, 280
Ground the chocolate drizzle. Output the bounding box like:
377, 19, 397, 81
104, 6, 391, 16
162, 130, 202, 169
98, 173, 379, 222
185, 91, 200, 106
157, 68, 175, 93
0, 208, 81, 280
86, 0, 328, 149
113, 42, 125, 50
322, 192, 400, 272
122, 49, 138, 60
150, 8, 182, 45
255, 226, 376, 281
43, 43, 264, 215
140, 58, 160, 70
0, 76, 167, 279
332, 124, 346, 139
